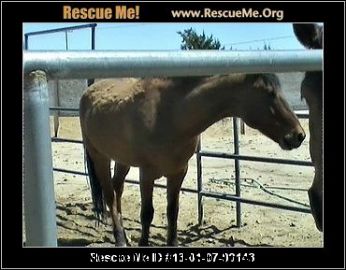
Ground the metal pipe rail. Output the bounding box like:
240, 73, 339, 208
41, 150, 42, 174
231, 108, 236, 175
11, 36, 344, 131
24, 50, 322, 79
199, 151, 313, 166
295, 113, 309, 119
233, 118, 242, 227
24, 23, 98, 37
49, 107, 310, 118
24, 71, 57, 247
51, 137, 83, 144
50, 107, 79, 112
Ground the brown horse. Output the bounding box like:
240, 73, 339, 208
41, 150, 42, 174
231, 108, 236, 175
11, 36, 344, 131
293, 23, 323, 232
79, 73, 305, 246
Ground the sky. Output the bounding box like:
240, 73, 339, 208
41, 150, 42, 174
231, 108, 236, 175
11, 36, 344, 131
23, 23, 309, 51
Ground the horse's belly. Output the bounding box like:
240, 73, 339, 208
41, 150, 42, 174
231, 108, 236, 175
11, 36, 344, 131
96, 139, 197, 175
89, 137, 144, 166
145, 141, 198, 174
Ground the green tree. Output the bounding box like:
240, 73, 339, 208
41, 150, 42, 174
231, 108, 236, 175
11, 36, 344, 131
263, 43, 272, 50
177, 28, 225, 50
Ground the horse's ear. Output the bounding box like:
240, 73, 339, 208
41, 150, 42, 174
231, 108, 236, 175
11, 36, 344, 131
253, 76, 265, 89
251, 75, 276, 93
293, 23, 323, 49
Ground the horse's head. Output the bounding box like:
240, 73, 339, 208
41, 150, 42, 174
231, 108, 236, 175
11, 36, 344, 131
239, 74, 305, 150
293, 23, 323, 49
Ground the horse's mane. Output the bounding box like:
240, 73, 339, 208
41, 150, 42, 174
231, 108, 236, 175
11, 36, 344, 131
246, 73, 281, 90
141, 73, 281, 94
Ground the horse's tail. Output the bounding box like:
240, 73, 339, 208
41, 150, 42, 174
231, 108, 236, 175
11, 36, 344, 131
84, 147, 106, 222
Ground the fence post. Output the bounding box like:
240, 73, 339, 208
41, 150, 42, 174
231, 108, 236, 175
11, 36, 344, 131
87, 25, 96, 87
233, 117, 242, 227
24, 70, 57, 247
240, 119, 245, 135
51, 79, 60, 137
24, 34, 28, 50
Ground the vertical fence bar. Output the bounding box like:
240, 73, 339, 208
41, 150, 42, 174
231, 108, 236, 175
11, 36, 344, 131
24, 71, 57, 247
24, 34, 28, 50
52, 80, 60, 137
64, 31, 69, 50
240, 119, 245, 135
196, 136, 203, 225
233, 117, 242, 227
87, 26, 96, 87
91, 25, 96, 50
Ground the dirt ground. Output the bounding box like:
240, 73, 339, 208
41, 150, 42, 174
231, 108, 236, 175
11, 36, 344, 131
44, 116, 323, 247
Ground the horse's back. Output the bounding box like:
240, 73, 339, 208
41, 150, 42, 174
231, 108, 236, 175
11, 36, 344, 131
80, 78, 141, 110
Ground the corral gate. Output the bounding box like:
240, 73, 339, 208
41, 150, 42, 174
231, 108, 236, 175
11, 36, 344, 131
23, 50, 322, 246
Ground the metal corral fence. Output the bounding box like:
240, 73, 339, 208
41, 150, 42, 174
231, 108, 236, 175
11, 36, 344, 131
23, 50, 322, 246
24, 24, 97, 136
50, 111, 312, 225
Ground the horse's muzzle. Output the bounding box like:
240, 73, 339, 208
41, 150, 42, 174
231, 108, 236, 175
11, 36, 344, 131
282, 131, 306, 150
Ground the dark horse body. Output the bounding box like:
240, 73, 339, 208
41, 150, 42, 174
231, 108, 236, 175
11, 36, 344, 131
293, 23, 323, 231
80, 74, 305, 246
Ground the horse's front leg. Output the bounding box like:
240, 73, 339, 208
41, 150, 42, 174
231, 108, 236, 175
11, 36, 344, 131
138, 167, 157, 246
165, 166, 188, 246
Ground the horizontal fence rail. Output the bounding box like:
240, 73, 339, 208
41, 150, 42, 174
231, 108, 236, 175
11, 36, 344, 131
24, 50, 322, 79
49, 107, 310, 118
51, 137, 83, 144
24, 23, 97, 37
199, 151, 313, 166
50, 107, 80, 112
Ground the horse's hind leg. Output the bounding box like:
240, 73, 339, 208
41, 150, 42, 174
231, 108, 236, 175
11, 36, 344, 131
138, 167, 157, 246
112, 163, 130, 228
89, 149, 127, 246
165, 166, 188, 246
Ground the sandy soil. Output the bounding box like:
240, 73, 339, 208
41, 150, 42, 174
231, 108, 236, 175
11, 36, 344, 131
46, 116, 322, 247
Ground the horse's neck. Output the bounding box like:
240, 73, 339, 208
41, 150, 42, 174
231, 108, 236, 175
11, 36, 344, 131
174, 75, 245, 138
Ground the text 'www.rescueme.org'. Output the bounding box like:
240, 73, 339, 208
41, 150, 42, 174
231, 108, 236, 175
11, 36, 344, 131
171, 8, 284, 21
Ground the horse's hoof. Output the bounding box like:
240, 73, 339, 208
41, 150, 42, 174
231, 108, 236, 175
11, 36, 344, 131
114, 230, 127, 247
167, 239, 178, 246
138, 239, 149, 246
115, 241, 127, 247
